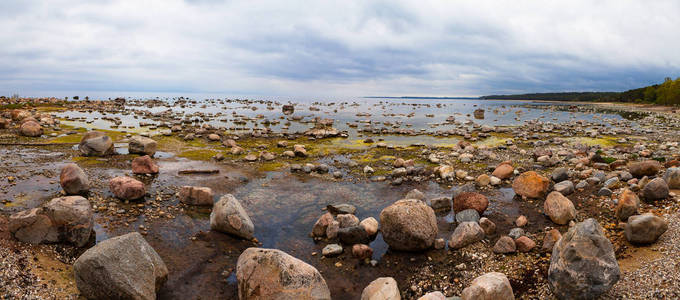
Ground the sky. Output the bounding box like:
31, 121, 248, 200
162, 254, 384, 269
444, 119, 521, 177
1, 0, 679, 98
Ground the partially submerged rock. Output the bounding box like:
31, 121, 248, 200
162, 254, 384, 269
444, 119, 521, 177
132, 155, 159, 174
380, 199, 437, 251
9, 196, 93, 247
128, 135, 157, 156
109, 176, 146, 200
179, 186, 214, 206
79, 131, 114, 156
60, 163, 89, 195
210, 194, 254, 239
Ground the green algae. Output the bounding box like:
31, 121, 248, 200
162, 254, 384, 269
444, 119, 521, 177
178, 149, 219, 161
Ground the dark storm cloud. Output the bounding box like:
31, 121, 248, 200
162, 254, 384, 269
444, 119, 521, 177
0, 0, 679, 97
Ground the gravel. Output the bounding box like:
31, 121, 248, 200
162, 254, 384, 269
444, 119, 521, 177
602, 211, 680, 299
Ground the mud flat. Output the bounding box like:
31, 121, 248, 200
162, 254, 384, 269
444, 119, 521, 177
1, 96, 679, 299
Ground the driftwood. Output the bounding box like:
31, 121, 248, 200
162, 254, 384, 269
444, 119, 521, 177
178, 169, 220, 175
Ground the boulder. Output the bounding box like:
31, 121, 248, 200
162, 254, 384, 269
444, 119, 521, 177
543, 191, 576, 225
19, 120, 42, 137
293, 144, 308, 157
405, 188, 425, 201
79, 131, 114, 156
326, 221, 339, 239
131, 155, 159, 174
479, 217, 496, 235
551, 167, 569, 183
282, 104, 295, 115
492, 163, 514, 179
60, 163, 89, 195
361, 277, 400, 300
236, 248, 331, 300
461, 272, 514, 300
352, 244, 373, 260
641, 177, 669, 201
73, 232, 168, 300
360, 217, 379, 236
322, 244, 343, 257
337, 225, 370, 245
455, 209, 480, 223
337, 214, 360, 228
0, 117, 9, 129
493, 236, 516, 254
429, 196, 451, 211
109, 176, 146, 200
312, 213, 334, 238
553, 180, 574, 195
210, 194, 254, 240
418, 291, 446, 300
9, 196, 93, 247
512, 171, 549, 199
453, 192, 489, 214
448, 222, 485, 249
663, 167, 680, 189
128, 136, 157, 156
541, 229, 562, 253
615, 189, 638, 222
179, 186, 214, 206
629, 160, 662, 178
548, 218, 620, 300
624, 213, 668, 244
326, 204, 356, 215
515, 236, 536, 252
380, 199, 437, 251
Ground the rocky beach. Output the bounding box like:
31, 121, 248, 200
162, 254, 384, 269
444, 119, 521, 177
0, 96, 679, 299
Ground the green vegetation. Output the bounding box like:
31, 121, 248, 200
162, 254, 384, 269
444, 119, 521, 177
481, 77, 680, 105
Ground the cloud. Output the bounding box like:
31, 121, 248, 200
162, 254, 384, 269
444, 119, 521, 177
0, 0, 679, 97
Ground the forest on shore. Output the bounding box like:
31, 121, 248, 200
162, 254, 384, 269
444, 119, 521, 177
481, 77, 680, 105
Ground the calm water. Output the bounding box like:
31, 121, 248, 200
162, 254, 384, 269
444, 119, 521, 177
54, 98, 629, 137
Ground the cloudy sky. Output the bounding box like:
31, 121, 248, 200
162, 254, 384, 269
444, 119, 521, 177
1, 0, 679, 98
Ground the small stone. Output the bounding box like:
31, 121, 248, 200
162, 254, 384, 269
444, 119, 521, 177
322, 244, 343, 257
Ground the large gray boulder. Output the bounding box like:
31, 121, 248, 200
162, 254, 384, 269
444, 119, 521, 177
73, 232, 168, 300
236, 247, 331, 300
79, 131, 114, 156
624, 213, 668, 244
128, 135, 158, 156
548, 218, 620, 300
379, 199, 437, 251
60, 163, 89, 195
210, 194, 254, 240
9, 196, 93, 247
462, 272, 514, 300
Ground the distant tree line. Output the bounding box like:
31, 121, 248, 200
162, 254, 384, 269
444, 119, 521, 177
481, 77, 680, 105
